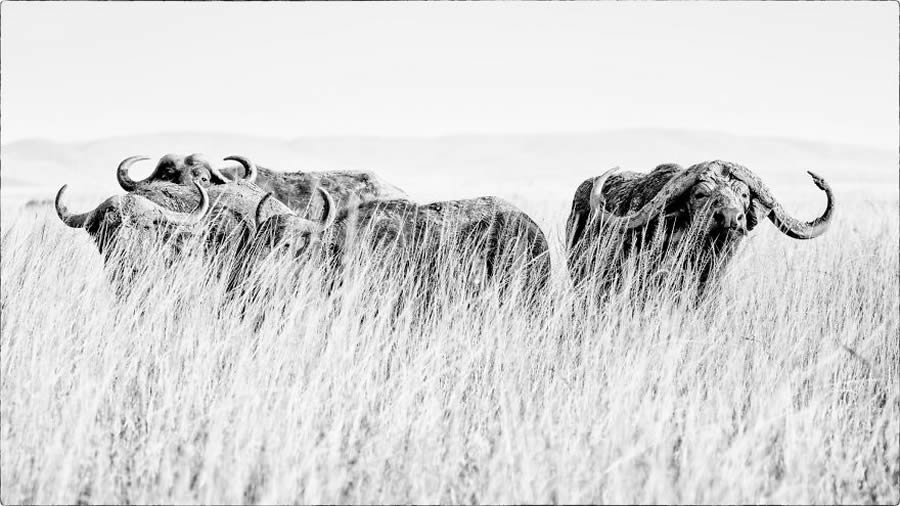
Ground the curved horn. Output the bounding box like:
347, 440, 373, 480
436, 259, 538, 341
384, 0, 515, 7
184, 153, 203, 163
154, 181, 210, 226
255, 192, 275, 229
588, 166, 622, 214
206, 165, 233, 185
55, 185, 94, 228
591, 164, 704, 229
316, 187, 336, 232
116, 155, 152, 191
728, 165, 834, 239
223, 155, 258, 184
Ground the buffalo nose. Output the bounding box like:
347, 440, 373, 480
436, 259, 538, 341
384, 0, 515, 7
715, 208, 745, 229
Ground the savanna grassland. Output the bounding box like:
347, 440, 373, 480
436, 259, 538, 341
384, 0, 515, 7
1, 183, 898, 505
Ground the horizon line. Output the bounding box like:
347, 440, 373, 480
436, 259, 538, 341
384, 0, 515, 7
1, 126, 896, 154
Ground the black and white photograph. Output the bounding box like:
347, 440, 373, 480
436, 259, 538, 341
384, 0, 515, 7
1, 2, 897, 504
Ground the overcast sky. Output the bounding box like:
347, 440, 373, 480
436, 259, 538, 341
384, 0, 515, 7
1, 2, 897, 149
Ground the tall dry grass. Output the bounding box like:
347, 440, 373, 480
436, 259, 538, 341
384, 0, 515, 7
1, 194, 897, 504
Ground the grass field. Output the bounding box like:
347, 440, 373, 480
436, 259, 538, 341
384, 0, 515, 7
1, 184, 898, 504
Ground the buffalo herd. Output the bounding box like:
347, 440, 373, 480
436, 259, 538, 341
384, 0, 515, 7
54, 153, 834, 304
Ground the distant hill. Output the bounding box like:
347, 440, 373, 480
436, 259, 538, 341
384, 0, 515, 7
1, 129, 896, 207
0, 176, 39, 188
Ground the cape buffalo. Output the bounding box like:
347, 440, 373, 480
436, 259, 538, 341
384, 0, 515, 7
115, 153, 407, 221
566, 160, 834, 299
116, 153, 235, 189
56, 180, 212, 256
251, 194, 552, 302
55, 180, 313, 295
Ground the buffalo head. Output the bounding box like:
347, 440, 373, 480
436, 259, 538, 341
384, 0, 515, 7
116, 153, 258, 190
253, 188, 337, 258
589, 160, 834, 240
55, 181, 210, 256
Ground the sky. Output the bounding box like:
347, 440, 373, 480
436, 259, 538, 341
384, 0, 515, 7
1, 2, 897, 149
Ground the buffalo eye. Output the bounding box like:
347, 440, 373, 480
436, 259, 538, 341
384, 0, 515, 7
277, 238, 293, 251
192, 169, 209, 183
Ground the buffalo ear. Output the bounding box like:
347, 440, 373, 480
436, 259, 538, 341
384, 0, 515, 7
659, 188, 690, 221
746, 199, 766, 231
